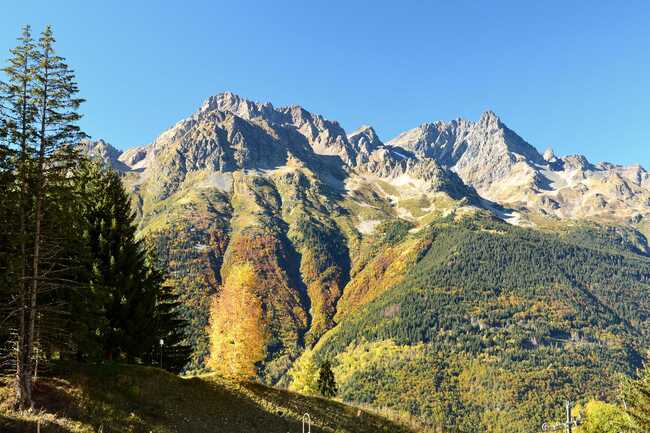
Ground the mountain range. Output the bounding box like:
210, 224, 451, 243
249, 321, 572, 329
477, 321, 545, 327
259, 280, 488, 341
83, 92, 650, 432
86, 92, 650, 228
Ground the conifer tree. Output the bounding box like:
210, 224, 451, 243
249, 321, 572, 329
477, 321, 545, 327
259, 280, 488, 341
48, 159, 106, 360
317, 360, 338, 398
151, 283, 191, 372
86, 169, 161, 362
0, 118, 17, 360
0, 24, 39, 409
0, 24, 85, 408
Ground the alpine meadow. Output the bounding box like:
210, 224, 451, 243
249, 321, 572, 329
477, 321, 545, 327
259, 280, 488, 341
1, 5, 650, 433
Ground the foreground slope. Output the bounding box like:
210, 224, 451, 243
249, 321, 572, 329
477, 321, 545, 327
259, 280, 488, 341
0, 363, 414, 433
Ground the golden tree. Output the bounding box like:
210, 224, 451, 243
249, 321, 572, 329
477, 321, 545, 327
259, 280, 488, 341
207, 263, 267, 379
288, 348, 319, 395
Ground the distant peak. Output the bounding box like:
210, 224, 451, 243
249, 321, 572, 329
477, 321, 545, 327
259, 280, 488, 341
543, 147, 556, 162
349, 125, 377, 137
197, 91, 277, 122
80, 138, 120, 155
479, 110, 501, 126
349, 125, 383, 156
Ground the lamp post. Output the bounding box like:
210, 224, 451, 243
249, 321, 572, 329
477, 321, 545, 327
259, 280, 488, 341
159, 338, 164, 370
542, 400, 582, 433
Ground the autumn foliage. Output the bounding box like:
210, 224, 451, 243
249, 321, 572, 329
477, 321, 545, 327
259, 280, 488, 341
207, 263, 267, 379
207, 230, 307, 380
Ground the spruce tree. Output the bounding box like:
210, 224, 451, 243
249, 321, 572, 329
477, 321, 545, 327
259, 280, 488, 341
0, 24, 85, 408
86, 169, 159, 362
317, 360, 338, 398
0, 119, 17, 360
45, 159, 106, 361
73, 162, 188, 367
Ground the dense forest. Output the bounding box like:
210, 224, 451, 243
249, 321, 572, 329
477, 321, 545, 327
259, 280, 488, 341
0, 25, 188, 410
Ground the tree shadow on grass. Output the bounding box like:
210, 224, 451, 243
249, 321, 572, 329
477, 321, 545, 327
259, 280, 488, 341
243, 382, 414, 433
0, 414, 75, 433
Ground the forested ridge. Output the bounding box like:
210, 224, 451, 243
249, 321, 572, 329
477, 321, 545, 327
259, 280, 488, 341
289, 213, 650, 432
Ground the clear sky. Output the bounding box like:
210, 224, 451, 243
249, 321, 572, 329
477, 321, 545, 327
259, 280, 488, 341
2, 1, 649, 167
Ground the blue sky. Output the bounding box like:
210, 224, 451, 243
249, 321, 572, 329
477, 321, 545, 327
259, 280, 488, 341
2, 1, 649, 167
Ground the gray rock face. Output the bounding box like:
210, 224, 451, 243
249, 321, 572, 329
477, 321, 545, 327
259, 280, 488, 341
388, 111, 544, 194
202, 92, 358, 164
349, 125, 383, 164
79, 139, 131, 172
388, 110, 650, 223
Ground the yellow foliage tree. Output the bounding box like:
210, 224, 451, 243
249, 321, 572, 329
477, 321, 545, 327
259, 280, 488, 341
576, 400, 632, 433
287, 347, 319, 396
207, 263, 267, 379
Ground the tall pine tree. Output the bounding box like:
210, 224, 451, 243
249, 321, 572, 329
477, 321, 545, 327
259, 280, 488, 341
151, 282, 191, 372
0, 105, 18, 364
0, 24, 85, 408
1, 28, 188, 407
37, 158, 104, 361
317, 360, 338, 398
0, 24, 39, 409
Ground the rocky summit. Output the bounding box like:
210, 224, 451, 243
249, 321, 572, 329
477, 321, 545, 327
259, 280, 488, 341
88, 92, 650, 230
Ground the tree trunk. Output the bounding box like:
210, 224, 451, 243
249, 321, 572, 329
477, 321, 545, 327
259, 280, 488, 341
15, 181, 30, 409
24, 52, 48, 409
14, 63, 32, 411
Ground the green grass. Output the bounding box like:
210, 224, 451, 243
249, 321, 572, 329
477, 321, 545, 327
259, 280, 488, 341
0, 362, 414, 433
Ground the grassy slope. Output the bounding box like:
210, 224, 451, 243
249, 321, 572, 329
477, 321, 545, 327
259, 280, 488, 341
0, 362, 413, 433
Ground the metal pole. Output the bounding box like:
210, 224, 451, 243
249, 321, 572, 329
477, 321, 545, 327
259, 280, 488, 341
542, 399, 581, 432
302, 413, 311, 433
159, 339, 164, 370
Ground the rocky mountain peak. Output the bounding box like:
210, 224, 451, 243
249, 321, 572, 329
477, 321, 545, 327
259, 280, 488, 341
200, 91, 275, 120
348, 125, 383, 157
388, 111, 545, 192
478, 110, 501, 128
79, 139, 131, 172
193, 92, 357, 164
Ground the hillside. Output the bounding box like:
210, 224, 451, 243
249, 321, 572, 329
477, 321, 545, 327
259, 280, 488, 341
297, 212, 650, 432
0, 362, 415, 433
